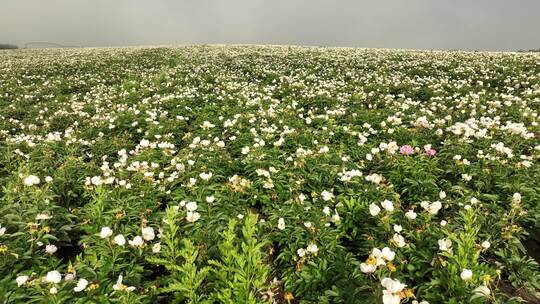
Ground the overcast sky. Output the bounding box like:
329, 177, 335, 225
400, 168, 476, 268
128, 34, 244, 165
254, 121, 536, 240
1, 0, 539, 51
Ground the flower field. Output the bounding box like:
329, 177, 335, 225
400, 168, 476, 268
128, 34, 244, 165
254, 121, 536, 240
1, 45, 540, 303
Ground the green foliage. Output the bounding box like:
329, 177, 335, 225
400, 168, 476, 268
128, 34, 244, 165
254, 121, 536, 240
209, 213, 270, 304
0, 46, 539, 303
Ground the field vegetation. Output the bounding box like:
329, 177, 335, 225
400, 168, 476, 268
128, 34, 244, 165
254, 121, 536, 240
1, 46, 540, 303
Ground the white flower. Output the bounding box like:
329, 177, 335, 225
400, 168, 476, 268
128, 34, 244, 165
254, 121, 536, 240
241, 147, 250, 154
100, 227, 113, 238
470, 197, 478, 205
381, 200, 394, 212
460, 268, 473, 281
512, 193, 522, 203
114, 234, 126, 246
323, 206, 331, 215
129, 236, 144, 247
405, 210, 417, 220
438, 238, 452, 252
263, 179, 274, 189
23, 175, 40, 186
473, 285, 491, 297
321, 190, 334, 201
439, 191, 447, 199
381, 247, 395, 261
381, 277, 407, 304
462, 174, 472, 181
36, 213, 52, 220
186, 211, 201, 223
307, 243, 318, 253
140, 139, 150, 147
369, 248, 387, 267
141, 227, 155, 241
372, 248, 383, 259
422, 201, 442, 215
297, 248, 306, 257
199, 172, 212, 181
201, 120, 215, 129
152, 243, 161, 253
186, 201, 198, 211
382, 290, 401, 304
206, 196, 215, 203
45, 176, 53, 183
393, 225, 402, 233
430, 201, 442, 214
392, 234, 406, 247
481, 241, 491, 249
369, 203, 381, 216
113, 275, 136, 292
319, 146, 329, 153
381, 278, 406, 293
74, 278, 89, 292
360, 263, 377, 273
45, 244, 58, 254
65, 273, 76, 281
277, 218, 286, 230
50, 287, 58, 294
304, 222, 312, 228
365, 173, 383, 184
440, 220, 447, 226
45, 271, 62, 284
256, 169, 270, 177
0, 224, 6, 236
90, 176, 102, 186
16, 275, 29, 287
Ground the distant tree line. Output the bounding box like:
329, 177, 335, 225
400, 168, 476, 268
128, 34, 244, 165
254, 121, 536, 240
0, 44, 19, 49
1, 42, 80, 49
517, 48, 540, 52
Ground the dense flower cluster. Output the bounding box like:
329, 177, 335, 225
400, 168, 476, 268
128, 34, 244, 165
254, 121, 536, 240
0, 45, 539, 303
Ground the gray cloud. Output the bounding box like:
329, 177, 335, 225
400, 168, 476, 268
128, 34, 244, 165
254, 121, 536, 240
1, 0, 539, 50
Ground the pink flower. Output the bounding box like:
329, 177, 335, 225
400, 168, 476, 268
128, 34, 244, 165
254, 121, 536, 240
399, 145, 414, 155
426, 148, 437, 156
